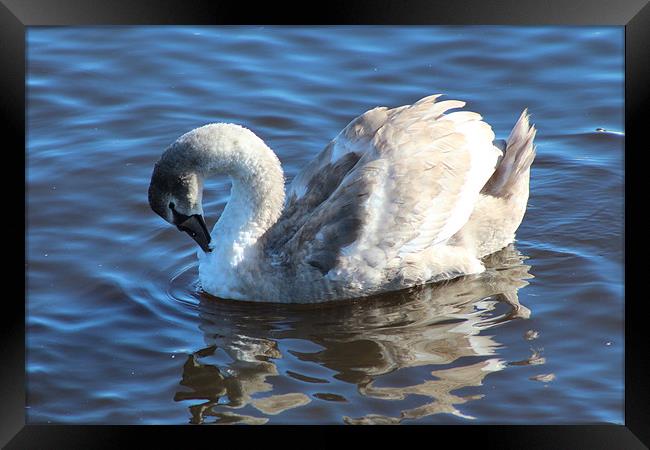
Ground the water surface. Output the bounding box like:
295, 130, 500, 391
26, 26, 624, 424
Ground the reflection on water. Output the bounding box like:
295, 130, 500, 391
174, 244, 535, 424
26, 26, 624, 424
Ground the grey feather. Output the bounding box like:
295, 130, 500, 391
482, 110, 537, 198
262, 94, 501, 282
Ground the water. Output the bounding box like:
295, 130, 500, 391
26, 26, 624, 424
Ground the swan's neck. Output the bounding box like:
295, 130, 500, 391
190, 124, 285, 265
211, 173, 284, 263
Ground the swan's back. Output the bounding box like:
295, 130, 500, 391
262, 95, 503, 297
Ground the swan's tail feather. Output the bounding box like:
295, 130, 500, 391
481, 109, 536, 198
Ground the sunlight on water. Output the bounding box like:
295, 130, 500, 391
26, 26, 624, 424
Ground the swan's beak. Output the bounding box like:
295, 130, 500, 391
176, 214, 212, 253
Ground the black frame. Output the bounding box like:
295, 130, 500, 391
2, 0, 648, 447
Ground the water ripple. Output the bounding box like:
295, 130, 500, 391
26, 26, 623, 424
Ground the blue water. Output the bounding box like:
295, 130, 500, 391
26, 26, 624, 424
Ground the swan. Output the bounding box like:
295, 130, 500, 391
148, 94, 536, 303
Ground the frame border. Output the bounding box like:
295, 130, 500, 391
3, 0, 648, 447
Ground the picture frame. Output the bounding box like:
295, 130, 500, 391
2, 0, 647, 447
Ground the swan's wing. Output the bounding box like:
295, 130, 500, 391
264, 95, 502, 278
284, 105, 402, 203
266, 105, 399, 252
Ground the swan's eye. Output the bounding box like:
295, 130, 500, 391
169, 202, 175, 210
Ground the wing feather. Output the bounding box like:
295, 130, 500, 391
263, 95, 501, 281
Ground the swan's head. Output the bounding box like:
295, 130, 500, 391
149, 123, 285, 253
148, 143, 212, 253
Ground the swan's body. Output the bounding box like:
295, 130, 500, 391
149, 94, 536, 303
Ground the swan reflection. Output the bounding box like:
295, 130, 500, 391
174, 244, 536, 424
